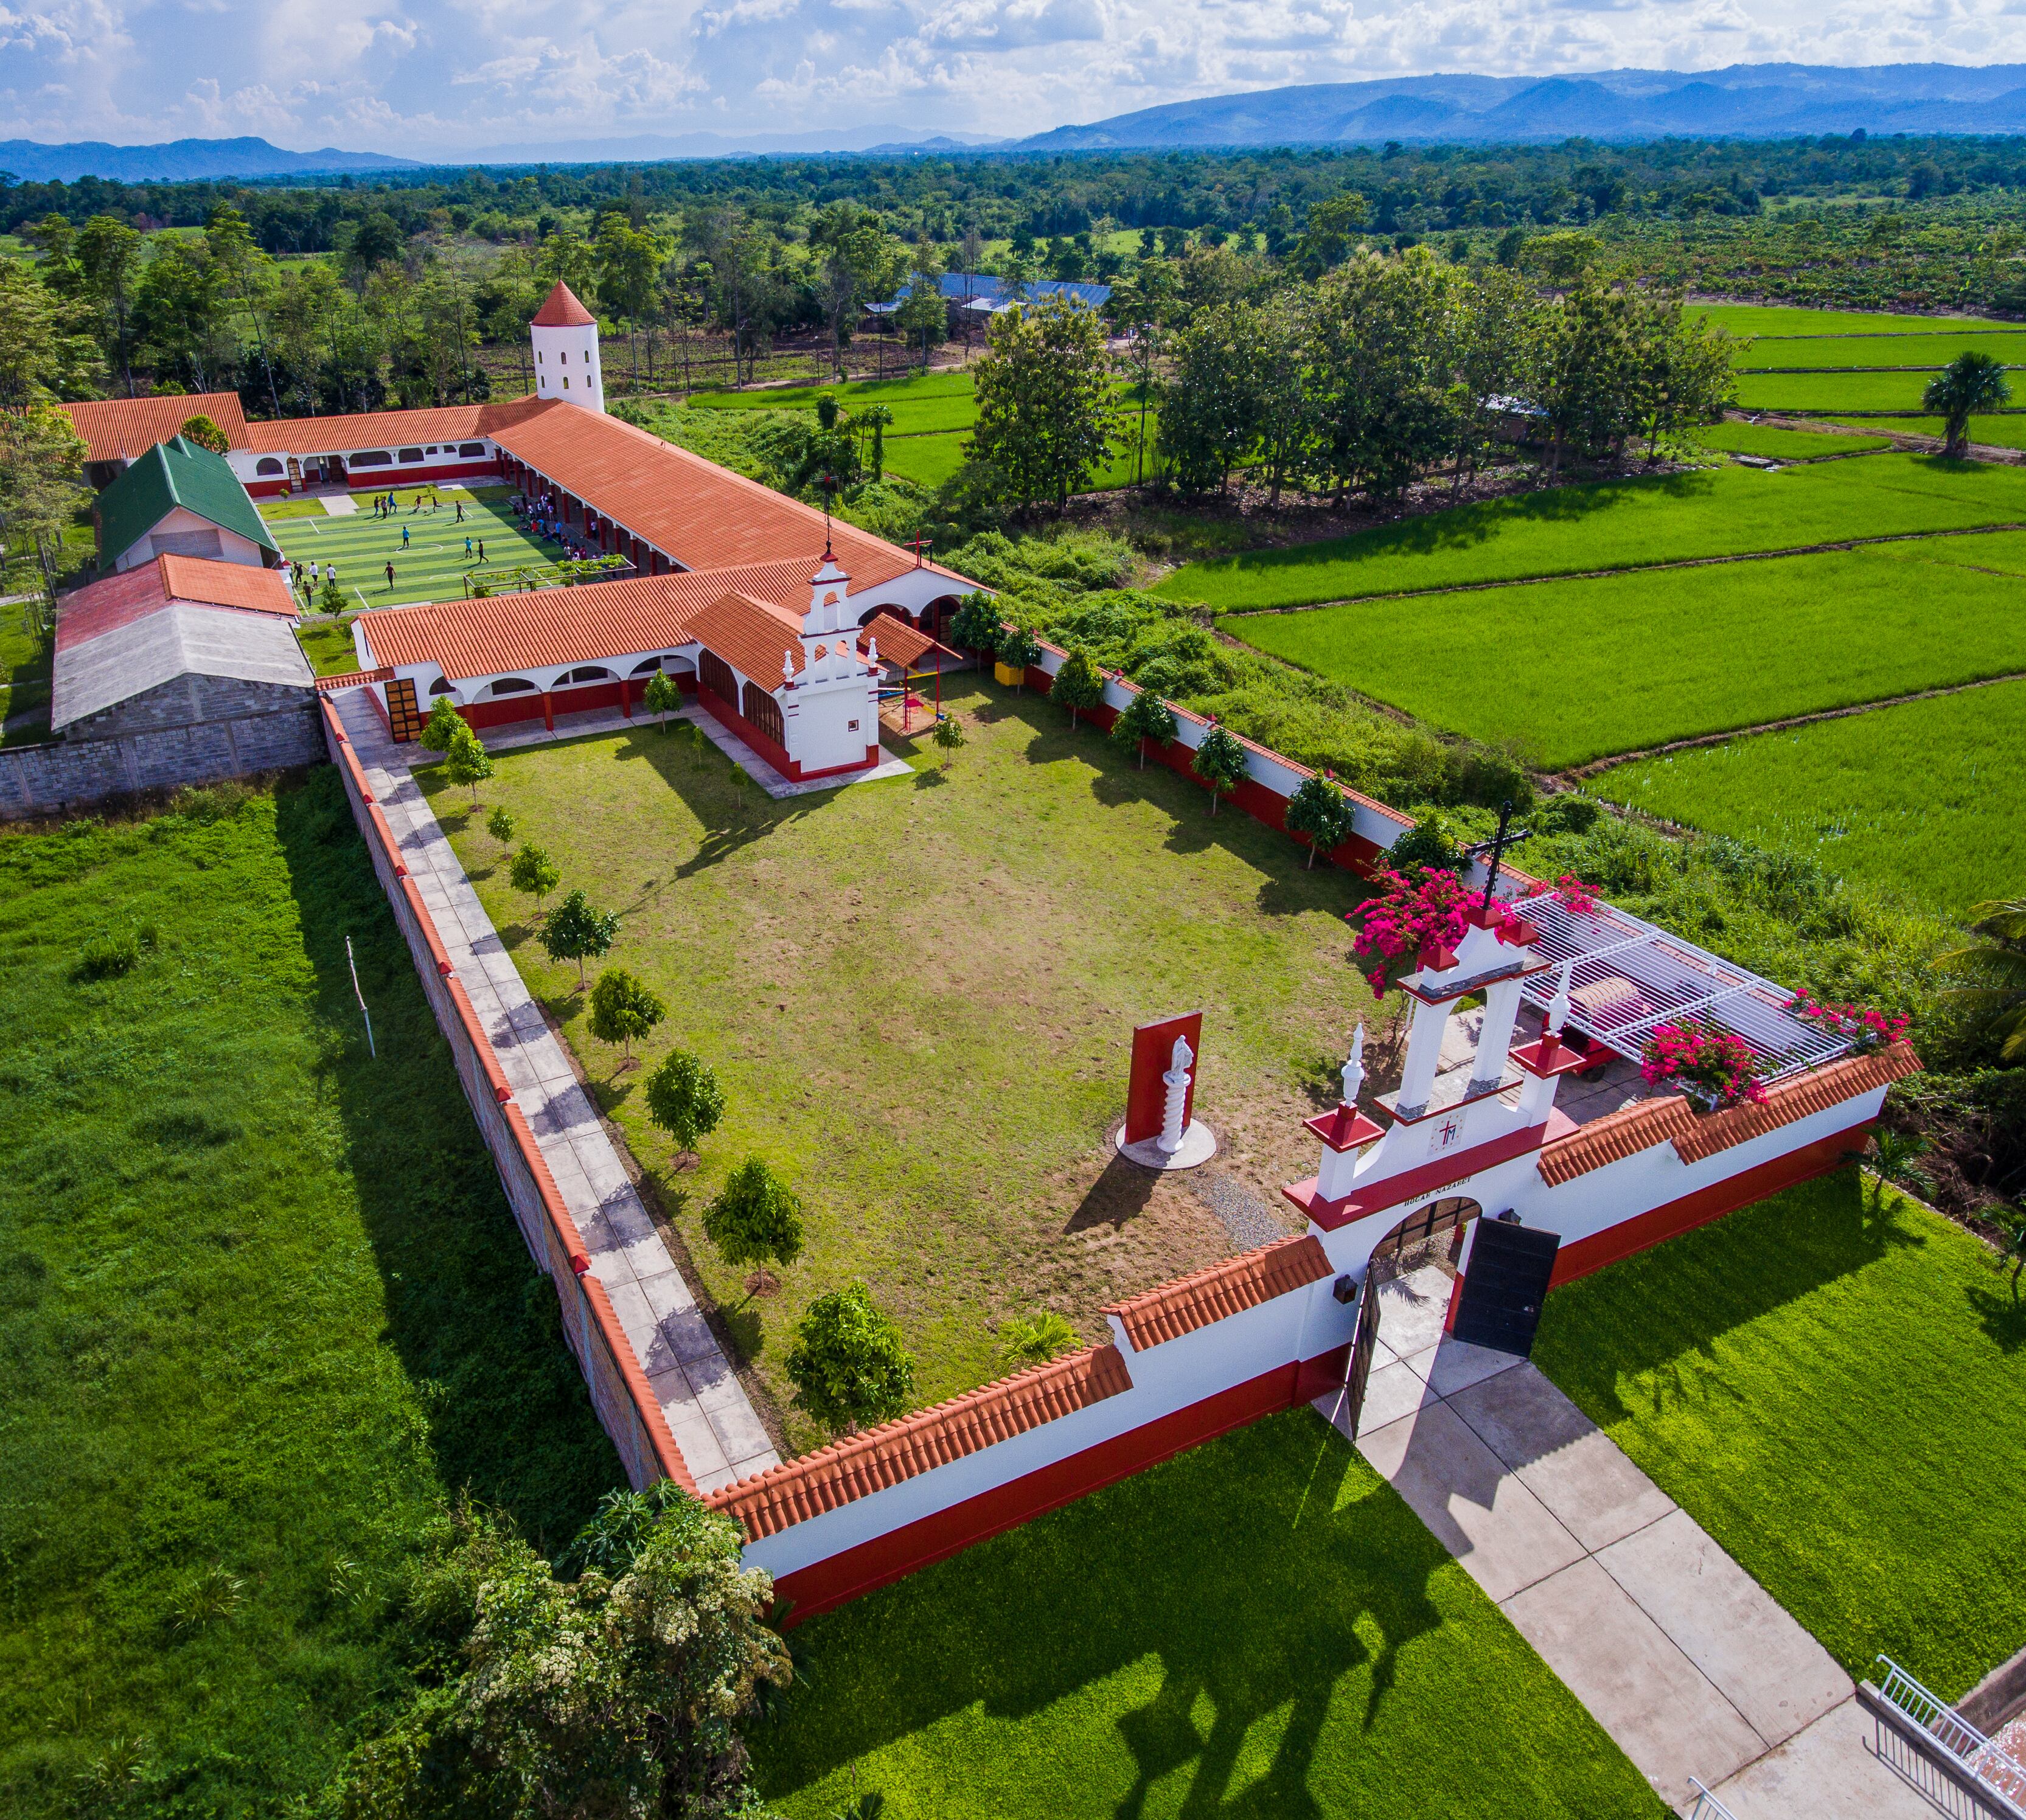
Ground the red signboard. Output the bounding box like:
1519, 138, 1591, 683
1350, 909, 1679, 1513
1125, 1012, 1203, 1145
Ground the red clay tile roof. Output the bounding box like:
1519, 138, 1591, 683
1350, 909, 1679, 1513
859, 613, 952, 668
239, 397, 549, 456
60, 392, 249, 463
356, 558, 826, 681
57, 555, 297, 653
686, 589, 809, 687
532, 280, 597, 327
706, 1344, 1134, 1541
1671, 1041, 1921, 1163
1536, 1096, 1696, 1185
1102, 1235, 1332, 1350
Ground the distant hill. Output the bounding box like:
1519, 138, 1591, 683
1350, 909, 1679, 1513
1013, 63, 2026, 149
0, 137, 421, 182
457, 127, 1008, 164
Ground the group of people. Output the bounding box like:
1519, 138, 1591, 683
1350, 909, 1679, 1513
289, 558, 336, 605
370, 488, 465, 525
511, 490, 592, 563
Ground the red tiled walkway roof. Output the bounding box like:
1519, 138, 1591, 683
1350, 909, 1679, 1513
686, 590, 807, 686
60, 392, 249, 463
707, 1344, 1133, 1541
240, 396, 548, 456
1103, 1235, 1331, 1350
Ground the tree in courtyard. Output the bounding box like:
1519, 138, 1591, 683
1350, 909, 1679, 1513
1285, 773, 1356, 868
703, 1158, 806, 1296
948, 591, 1003, 663
417, 695, 464, 752
541, 888, 619, 989
509, 841, 560, 917
785, 1283, 916, 1436
1109, 690, 1177, 769
999, 1310, 1077, 1367
331, 1490, 789, 1820
1938, 897, 2026, 1060
588, 967, 666, 1066
1192, 723, 1248, 816
486, 804, 517, 849
969, 296, 1115, 511
643, 670, 681, 730
1924, 352, 2013, 457
1051, 647, 1105, 728
644, 1047, 726, 1165
441, 724, 493, 805
930, 712, 966, 771
995, 623, 1042, 693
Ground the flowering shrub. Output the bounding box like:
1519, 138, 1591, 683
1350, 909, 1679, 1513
1523, 874, 1601, 915
1640, 1021, 1767, 1107
1786, 992, 1910, 1055
1349, 869, 1488, 997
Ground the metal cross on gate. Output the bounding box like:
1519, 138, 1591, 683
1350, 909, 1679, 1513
1459, 797, 1533, 903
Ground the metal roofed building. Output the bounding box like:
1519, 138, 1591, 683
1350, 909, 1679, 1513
869, 273, 1113, 320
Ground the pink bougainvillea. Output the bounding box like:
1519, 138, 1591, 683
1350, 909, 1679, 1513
1786, 992, 1909, 1055
1524, 874, 1600, 915
1640, 1020, 1767, 1108
1348, 868, 1492, 996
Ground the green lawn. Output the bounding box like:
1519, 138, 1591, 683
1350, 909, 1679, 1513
1225, 543, 2026, 768
1733, 370, 2008, 413
1595, 679, 2026, 915
688, 370, 976, 412
422, 677, 1373, 1451
1157, 455, 2026, 614
1695, 304, 2017, 338
295, 615, 362, 678
1736, 330, 2026, 370
0, 772, 619, 1818
755, 1408, 1666, 1820
261, 485, 563, 611
1693, 422, 1890, 459
0, 595, 51, 746
1534, 1172, 2026, 1698
883, 422, 1161, 492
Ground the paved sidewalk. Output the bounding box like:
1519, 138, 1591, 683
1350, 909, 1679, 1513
334, 686, 780, 1493
1323, 1265, 1930, 1819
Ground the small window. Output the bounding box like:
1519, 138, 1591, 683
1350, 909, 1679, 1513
458, 442, 486, 457
560, 349, 568, 364
427, 678, 454, 695
563, 377, 569, 389
350, 450, 392, 467
254, 457, 284, 476
399, 447, 424, 463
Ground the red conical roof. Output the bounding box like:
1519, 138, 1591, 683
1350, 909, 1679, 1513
532, 280, 596, 328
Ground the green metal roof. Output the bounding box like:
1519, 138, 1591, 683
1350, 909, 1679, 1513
95, 434, 279, 574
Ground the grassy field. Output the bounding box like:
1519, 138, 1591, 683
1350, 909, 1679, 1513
1160, 454, 2026, 614
295, 615, 363, 678
1695, 304, 2018, 337
1736, 330, 2026, 370
1826, 414, 2026, 450
1693, 422, 1890, 459
0, 773, 619, 1819
883, 422, 1162, 492
755, 1409, 1666, 1820
1595, 679, 2026, 915
688, 370, 975, 411
0, 596, 50, 747
1535, 1171, 2026, 1697
1733, 370, 2007, 413
1227, 543, 2026, 768
423, 676, 1373, 1450
261, 485, 563, 611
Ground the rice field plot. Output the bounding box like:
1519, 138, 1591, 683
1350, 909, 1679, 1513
1826, 415, 2026, 451
1694, 423, 1890, 459
1226, 544, 2026, 768
1694, 304, 2017, 338
1732, 370, 1973, 414
1863, 524, 2026, 575
688, 371, 976, 412
1595, 679, 2026, 914
883, 420, 1161, 493
1735, 330, 2026, 370
1157, 454, 2026, 614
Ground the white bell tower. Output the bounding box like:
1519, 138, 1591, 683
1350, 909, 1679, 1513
529, 281, 604, 414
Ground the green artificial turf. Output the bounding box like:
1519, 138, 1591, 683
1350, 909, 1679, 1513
1733, 370, 2009, 413
261, 486, 563, 611
1694, 304, 2017, 338
1693, 422, 1891, 459
1534, 1172, 2026, 1697
422, 678, 1374, 1448
754, 1408, 1666, 1819
1224, 542, 2026, 768
1594, 679, 2026, 915
0, 773, 620, 1818
1157, 455, 2026, 614
1736, 330, 2026, 370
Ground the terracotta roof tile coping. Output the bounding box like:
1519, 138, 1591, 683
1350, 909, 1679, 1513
1102, 1234, 1332, 1351
1536, 1095, 1696, 1185
706, 1343, 1133, 1541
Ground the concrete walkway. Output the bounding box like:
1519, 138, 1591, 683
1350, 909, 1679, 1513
1323, 1265, 1932, 1819
333, 685, 780, 1493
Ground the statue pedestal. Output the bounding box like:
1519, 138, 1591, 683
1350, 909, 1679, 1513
1114, 1119, 1218, 1172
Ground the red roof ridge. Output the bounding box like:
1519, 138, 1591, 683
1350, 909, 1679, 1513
532, 280, 597, 328
1671, 1041, 1920, 1164
705, 1343, 1133, 1541
1102, 1234, 1331, 1351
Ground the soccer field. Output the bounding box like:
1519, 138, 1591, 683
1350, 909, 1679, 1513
260, 485, 565, 611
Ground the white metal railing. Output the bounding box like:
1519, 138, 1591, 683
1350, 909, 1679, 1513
1685, 1776, 1741, 1820
1867, 1656, 2026, 1820
1878, 1657, 1993, 1761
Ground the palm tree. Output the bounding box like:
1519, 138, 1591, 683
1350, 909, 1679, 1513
1865, 1128, 1930, 1210
1988, 1205, 2026, 1296
1922, 352, 2013, 457
1938, 897, 2026, 1059
859, 404, 894, 481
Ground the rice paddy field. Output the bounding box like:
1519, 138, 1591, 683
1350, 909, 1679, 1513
1693, 304, 2017, 338
1732, 370, 1987, 414
1691, 422, 1890, 459
1228, 542, 2026, 768
1826, 414, 2026, 450
1158, 454, 2026, 613
1593, 679, 2026, 915
1734, 330, 2026, 370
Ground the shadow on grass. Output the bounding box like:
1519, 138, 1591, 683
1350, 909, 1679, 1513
753, 1411, 1447, 1813
1965, 1282, 2026, 1353
274, 767, 622, 1554
1065, 1149, 1162, 1234
1533, 1167, 1925, 1429
605, 719, 840, 877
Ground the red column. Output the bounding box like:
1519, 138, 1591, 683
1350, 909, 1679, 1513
541, 691, 555, 732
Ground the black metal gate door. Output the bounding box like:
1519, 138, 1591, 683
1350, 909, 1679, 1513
1450, 1221, 1561, 1358
1343, 1269, 1386, 1439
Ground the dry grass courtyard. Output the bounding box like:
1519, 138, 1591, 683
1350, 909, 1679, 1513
423, 677, 1379, 1453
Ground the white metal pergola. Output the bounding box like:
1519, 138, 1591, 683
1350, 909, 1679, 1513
1516, 895, 1851, 1086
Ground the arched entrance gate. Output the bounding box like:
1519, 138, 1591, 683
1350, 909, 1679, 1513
1341, 1197, 1481, 1439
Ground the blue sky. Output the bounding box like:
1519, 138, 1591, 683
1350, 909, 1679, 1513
4, 0, 2026, 153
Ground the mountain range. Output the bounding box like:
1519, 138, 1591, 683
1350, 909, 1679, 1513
1011, 63, 2026, 150
0, 137, 419, 182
